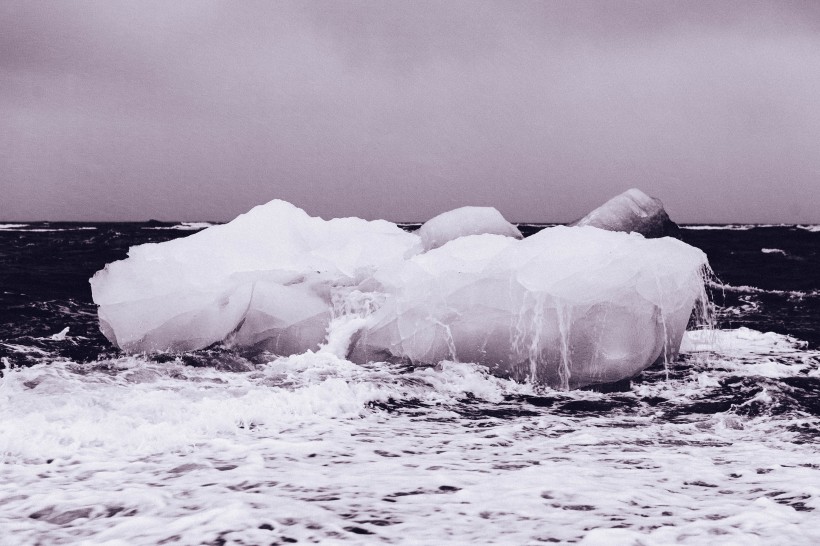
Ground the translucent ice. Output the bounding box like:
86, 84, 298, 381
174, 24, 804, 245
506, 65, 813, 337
570, 188, 681, 238
92, 197, 709, 389
351, 227, 708, 388
417, 206, 522, 251
90, 200, 420, 353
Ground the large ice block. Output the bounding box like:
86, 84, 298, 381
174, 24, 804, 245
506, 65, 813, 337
90, 199, 420, 353
350, 227, 708, 388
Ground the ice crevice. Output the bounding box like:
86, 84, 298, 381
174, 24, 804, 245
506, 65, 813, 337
90, 190, 710, 389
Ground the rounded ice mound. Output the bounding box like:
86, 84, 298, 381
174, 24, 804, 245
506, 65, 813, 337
351, 226, 709, 389
90, 200, 421, 353
417, 206, 522, 251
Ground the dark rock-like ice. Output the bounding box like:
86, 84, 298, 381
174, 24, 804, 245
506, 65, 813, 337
570, 188, 681, 239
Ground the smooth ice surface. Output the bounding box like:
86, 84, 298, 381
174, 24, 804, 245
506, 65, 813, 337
416, 206, 522, 251
90, 200, 420, 353
356, 227, 708, 388
571, 188, 680, 238
92, 199, 707, 388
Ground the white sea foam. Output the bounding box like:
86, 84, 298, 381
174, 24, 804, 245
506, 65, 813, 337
682, 327, 807, 355
144, 222, 215, 230
708, 281, 820, 299
0, 227, 97, 232
685, 223, 820, 232
681, 328, 816, 379
0, 343, 50, 355
1, 327, 819, 544
683, 224, 792, 231
683, 224, 757, 230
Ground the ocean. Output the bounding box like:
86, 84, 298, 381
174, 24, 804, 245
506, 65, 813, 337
1, 222, 819, 544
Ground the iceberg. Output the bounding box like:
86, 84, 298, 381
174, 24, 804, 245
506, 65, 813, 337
91, 193, 709, 389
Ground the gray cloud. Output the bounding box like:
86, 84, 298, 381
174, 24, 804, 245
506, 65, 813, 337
1, 1, 819, 222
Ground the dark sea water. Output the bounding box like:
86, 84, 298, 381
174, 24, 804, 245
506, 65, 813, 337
1, 222, 819, 544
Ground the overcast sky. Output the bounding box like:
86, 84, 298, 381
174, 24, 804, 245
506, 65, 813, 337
2, 1, 819, 223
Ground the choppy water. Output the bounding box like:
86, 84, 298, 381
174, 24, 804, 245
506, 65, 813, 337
1, 222, 819, 544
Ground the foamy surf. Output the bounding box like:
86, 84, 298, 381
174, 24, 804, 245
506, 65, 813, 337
143, 222, 215, 231
1, 327, 818, 545
2, 220, 819, 544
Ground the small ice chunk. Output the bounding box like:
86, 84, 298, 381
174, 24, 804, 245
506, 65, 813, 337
417, 206, 522, 251
570, 188, 680, 238
49, 327, 69, 341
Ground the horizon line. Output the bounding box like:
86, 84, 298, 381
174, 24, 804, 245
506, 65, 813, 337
2, 220, 820, 227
